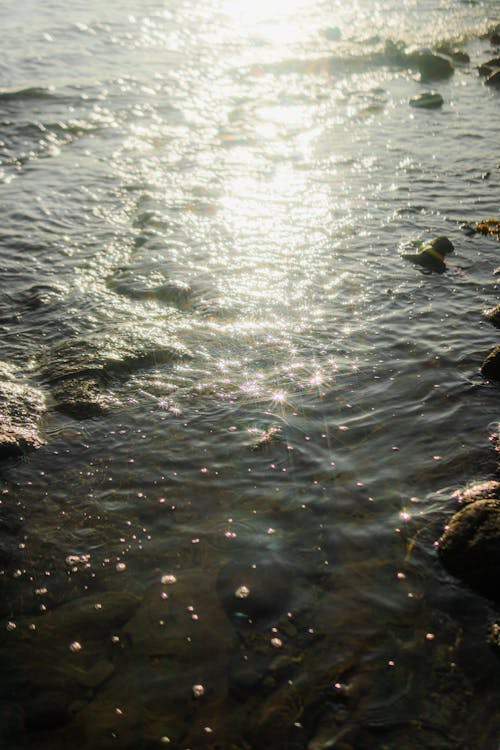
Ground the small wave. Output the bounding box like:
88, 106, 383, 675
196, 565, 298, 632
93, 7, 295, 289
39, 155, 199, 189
0, 86, 56, 102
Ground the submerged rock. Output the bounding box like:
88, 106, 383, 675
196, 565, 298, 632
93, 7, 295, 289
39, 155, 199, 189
438, 497, 500, 601
37, 330, 190, 417
480, 345, 500, 381
250, 425, 283, 452
409, 91, 444, 109
26, 690, 70, 731
216, 551, 292, 629
107, 269, 191, 308
0, 363, 46, 456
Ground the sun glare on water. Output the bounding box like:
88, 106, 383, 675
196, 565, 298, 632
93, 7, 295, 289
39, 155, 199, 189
219, 0, 316, 43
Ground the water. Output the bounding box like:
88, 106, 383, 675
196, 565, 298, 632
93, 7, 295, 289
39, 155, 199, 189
1, 1, 500, 747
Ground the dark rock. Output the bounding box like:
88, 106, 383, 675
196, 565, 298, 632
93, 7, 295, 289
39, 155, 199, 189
489, 25, 500, 45
0, 364, 46, 456
482, 304, 500, 327
485, 69, 500, 87
402, 235, 454, 273
405, 48, 454, 80
488, 622, 500, 655
435, 44, 470, 63
481, 345, 500, 381
478, 58, 500, 76
26, 691, 70, 731
438, 498, 500, 601
0, 702, 24, 740
216, 552, 292, 629
228, 653, 267, 694
37, 330, 190, 417
409, 92, 444, 109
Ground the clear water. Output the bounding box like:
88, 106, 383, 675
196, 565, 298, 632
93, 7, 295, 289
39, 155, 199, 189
1, 1, 500, 748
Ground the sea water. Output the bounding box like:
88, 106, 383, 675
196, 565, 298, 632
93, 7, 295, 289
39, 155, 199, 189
1, 1, 500, 748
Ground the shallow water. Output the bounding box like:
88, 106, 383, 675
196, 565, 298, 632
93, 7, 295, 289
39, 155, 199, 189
1, 1, 500, 748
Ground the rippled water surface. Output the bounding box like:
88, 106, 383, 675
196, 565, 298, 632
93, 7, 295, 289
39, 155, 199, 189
1, 1, 500, 748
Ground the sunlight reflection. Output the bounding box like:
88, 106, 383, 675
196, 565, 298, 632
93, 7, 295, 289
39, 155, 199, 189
220, 0, 314, 45
221, 0, 310, 23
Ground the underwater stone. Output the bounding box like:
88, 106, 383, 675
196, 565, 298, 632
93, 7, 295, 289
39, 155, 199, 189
438, 498, 500, 601
26, 690, 70, 731
75, 659, 115, 689
37, 331, 191, 417
216, 552, 292, 629
107, 269, 192, 307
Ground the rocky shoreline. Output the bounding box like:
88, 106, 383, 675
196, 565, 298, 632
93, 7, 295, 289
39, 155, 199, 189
1, 21, 500, 750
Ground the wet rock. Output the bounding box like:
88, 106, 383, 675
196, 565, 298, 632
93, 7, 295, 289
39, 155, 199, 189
485, 69, 500, 87
216, 551, 292, 629
482, 304, 500, 327
409, 92, 444, 109
405, 48, 454, 80
435, 45, 469, 64
488, 622, 500, 655
489, 24, 500, 46
13, 282, 66, 311
402, 235, 454, 273
480, 345, 500, 381
478, 58, 500, 76
451, 480, 500, 505
438, 498, 500, 601
0, 363, 46, 456
37, 330, 190, 417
